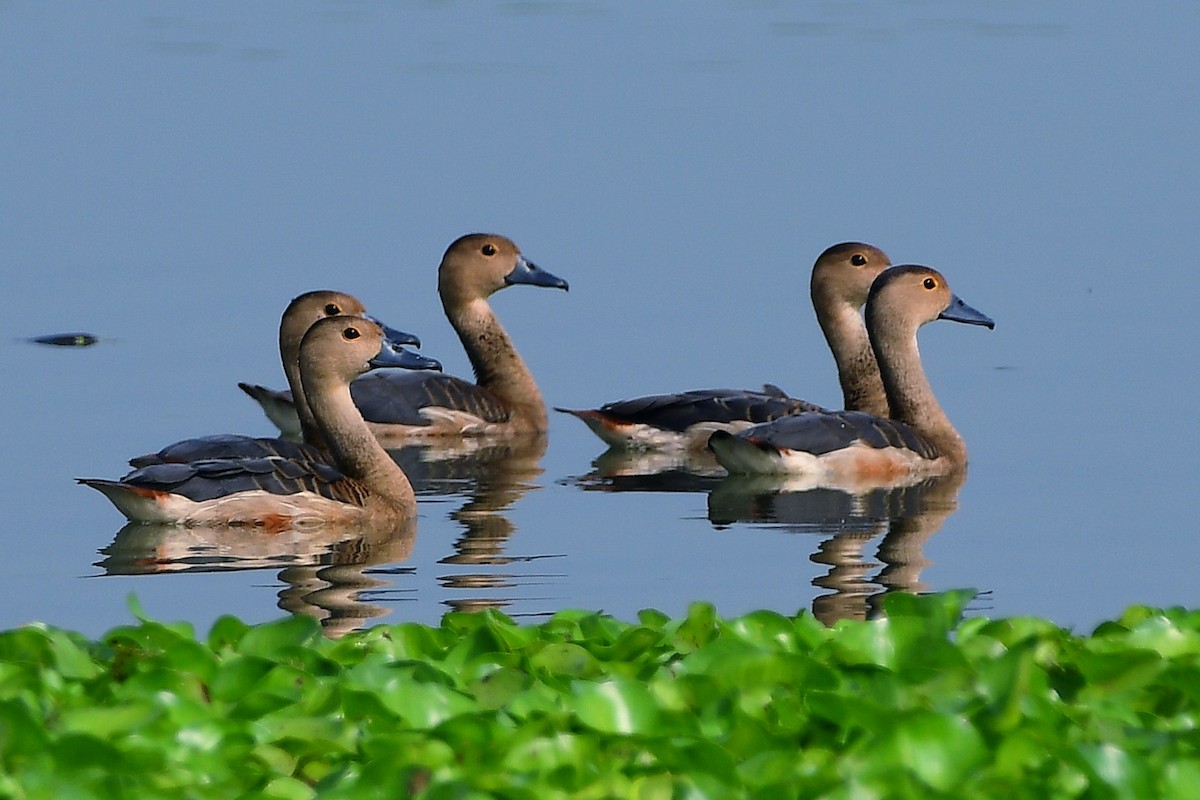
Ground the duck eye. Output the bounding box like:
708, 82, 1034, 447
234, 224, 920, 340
923, 278, 937, 290
851, 254, 867, 266
343, 326, 361, 340
325, 303, 341, 316
481, 243, 497, 256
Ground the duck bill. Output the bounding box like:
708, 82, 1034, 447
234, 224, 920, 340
939, 295, 995, 329
368, 316, 421, 348
505, 256, 569, 290
370, 344, 442, 372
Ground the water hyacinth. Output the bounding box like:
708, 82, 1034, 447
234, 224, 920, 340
2, 592, 1200, 798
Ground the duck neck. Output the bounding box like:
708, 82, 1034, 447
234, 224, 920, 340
305, 375, 415, 513
870, 326, 967, 466
447, 297, 547, 429
813, 293, 888, 417
282, 337, 329, 450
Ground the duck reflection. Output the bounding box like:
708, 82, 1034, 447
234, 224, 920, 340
708, 469, 966, 624
563, 447, 727, 493
390, 434, 561, 615
566, 448, 965, 626
96, 517, 416, 638
96, 434, 554, 633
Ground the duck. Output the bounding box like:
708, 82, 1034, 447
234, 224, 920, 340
79, 317, 429, 527
556, 242, 893, 450
707, 265, 993, 487
241, 233, 568, 440
129, 290, 440, 467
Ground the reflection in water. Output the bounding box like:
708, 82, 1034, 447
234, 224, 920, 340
96, 431, 959, 631
564, 448, 965, 626
96, 434, 556, 632
96, 517, 416, 638
391, 434, 562, 615
709, 470, 966, 624
563, 447, 726, 494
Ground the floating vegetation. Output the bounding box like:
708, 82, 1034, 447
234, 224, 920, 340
3, 591, 1200, 797
26, 332, 100, 347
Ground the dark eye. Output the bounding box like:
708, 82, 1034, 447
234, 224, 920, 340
343, 326, 361, 340
481, 243, 497, 256
851, 254, 867, 266
923, 278, 937, 290
325, 303, 341, 316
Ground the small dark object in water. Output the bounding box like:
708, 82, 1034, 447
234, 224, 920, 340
28, 332, 100, 347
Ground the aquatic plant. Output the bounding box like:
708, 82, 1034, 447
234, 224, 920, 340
2, 591, 1200, 798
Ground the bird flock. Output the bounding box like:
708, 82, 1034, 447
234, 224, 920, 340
79, 234, 993, 528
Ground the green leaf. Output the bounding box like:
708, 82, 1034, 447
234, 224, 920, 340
255, 714, 355, 752
530, 642, 602, 679
388, 680, 477, 729
373, 622, 448, 661
1075, 649, 1166, 697
45, 629, 100, 680
882, 588, 974, 631
50, 732, 125, 770
1075, 743, 1155, 798
1163, 759, 1200, 800
432, 714, 501, 762
262, 775, 317, 800
637, 608, 670, 629
0, 698, 51, 757
572, 678, 661, 735
1124, 614, 1200, 658
874, 711, 987, 792
236, 615, 323, 660
652, 738, 740, 788
806, 688, 887, 733
826, 617, 898, 669
628, 773, 675, 800
469, 665, 530, 710
504, 730, 597, 777
672, 603, 720, 654
208, 615, 251, 651
252, 742, 298, 776
59, 703, 160, 738
608, 625, 667, 664
126, 592, 150, 622
209, 655, 275, 704
724, 609, 798, 651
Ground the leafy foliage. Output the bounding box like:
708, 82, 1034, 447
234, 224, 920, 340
3, 592, 1200, 797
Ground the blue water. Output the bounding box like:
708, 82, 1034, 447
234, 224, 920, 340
3, 2, 1198, 637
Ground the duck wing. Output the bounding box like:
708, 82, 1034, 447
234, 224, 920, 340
349, 370, 512, 426
114, 456, 369, 506
584, 388, 824, 434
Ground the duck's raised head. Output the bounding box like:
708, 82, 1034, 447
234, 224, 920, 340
299, 316, 429, 386
810, 242, 893, 310
438, 233, 569, 305
809, 242, 895, 417
866, 265, 994, 334
282, 290, 421, 354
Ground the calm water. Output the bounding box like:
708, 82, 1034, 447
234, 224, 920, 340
3, 2, 1198, 638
